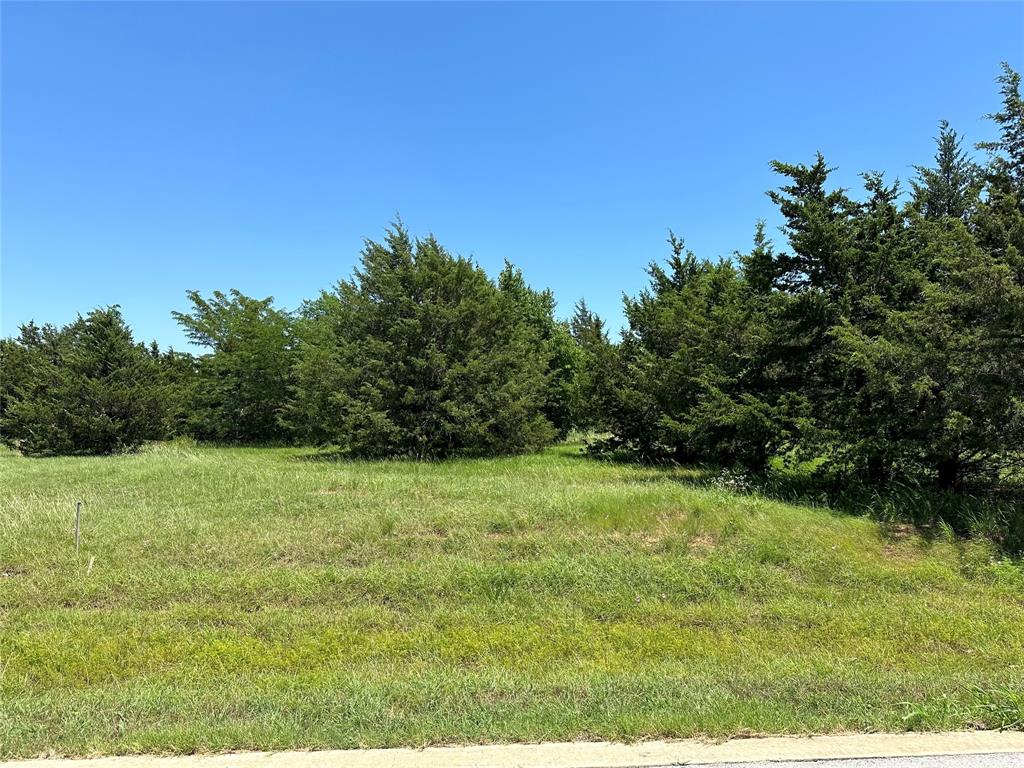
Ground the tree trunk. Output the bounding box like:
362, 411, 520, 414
866, 454, 890, 486
936, 456, 961, 491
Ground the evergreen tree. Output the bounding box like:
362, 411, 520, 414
0, 308, 168, 455
977, 62, 1024, 195
157, 347, 200, 438
912, 121, 981, 221
738, 221, 778, 294
973, 63, 1024, 288
766, 153, 858, 294
569, 299, 608, 350
827, 173, 920, 483
287, 224, 554, 457
599, 235, 796, 470
497, 262, 577, 437
833, 213, 1024, 489
568, 299, 614, 432
754, 158, 856, 462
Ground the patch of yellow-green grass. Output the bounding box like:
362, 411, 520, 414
1, 442, 1022, 757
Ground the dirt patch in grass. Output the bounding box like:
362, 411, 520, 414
687, 533, 718, 555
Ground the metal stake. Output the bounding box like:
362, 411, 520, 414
75, 501, 82, 554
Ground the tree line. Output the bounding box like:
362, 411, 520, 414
3, 65, 1022, 500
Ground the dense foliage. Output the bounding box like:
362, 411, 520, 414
171, 289, 295, 443
285, 226, 555, 457
1, 64, 1022, 546
598, 64, 1024, 499
0, 308, 170, 456
497, 263, 579, 438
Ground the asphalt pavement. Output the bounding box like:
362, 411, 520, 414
697, 754, 1024, 767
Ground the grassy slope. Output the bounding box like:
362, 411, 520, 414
1, 443, 1022, 757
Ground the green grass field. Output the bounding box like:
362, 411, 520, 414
1, 442, 1023, 758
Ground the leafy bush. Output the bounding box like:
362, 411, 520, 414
172, 289, 295, 443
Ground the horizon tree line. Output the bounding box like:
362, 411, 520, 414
3, 64, 1022, 510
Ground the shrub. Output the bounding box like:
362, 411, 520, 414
172, 290, 295, 443
286, 224, 555, 457
0, 307, 169, 456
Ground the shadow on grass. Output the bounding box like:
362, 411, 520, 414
291, 449, 360, 464
289, 450, 437, 466
568, 443, 1024, 554
288, 439, 1023, 553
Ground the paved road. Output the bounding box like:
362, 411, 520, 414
697, 755, 1024, 767
6, 735, 1024, 768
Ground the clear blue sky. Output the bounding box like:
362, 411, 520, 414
3, 2, 1022, 350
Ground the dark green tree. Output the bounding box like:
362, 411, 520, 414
827, 173, 921, 484
599, 234, 797, 470
833, 213, 1024, 490
977, 62, 1024, 195
568, 299, 614, 432
766, 153, 858, 295
756, 158, 857, 463
498, 262, 578, 437
287, 224, 555, 457
973, 63, 1024, 289
911, 120, 981, 221
738, 221, 778, 294
0, 308, 168, 456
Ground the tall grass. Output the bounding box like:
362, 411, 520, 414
714, 466, 1024, 553
0, 443, 1022, 757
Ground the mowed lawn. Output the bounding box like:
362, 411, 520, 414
1, 443, 1022, 757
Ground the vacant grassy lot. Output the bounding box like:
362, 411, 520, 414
1, 442, 1022, 757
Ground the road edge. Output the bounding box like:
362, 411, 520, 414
5, 731, 1024, 768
